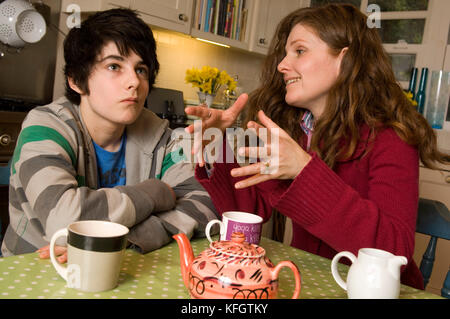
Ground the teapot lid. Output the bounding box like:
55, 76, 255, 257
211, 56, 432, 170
209, 232, 265, 258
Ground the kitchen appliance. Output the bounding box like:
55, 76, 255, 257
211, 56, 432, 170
146, 87, 187, 129
0, 109, 26, 240
0, 0, 59, 239
0, 0, 58, 104
0, 109, 26, 163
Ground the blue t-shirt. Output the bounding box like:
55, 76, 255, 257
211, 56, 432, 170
92, 134, 126, 188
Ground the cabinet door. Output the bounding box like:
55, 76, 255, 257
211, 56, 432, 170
249, 0, 302, 55
61, 0, 131, 11
415, 166, 450, 296
132, 0, 194, 34
419, 166, 450, 208
101, 0, 132, 10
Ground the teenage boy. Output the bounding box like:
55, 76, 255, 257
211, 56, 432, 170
1, 9, 218, 257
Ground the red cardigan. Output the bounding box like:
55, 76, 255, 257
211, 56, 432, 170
195, 126, 424, 290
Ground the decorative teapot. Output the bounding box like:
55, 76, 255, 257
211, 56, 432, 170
173, 232, 301, 299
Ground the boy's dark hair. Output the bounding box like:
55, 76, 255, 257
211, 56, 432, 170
63, 8, 159, 105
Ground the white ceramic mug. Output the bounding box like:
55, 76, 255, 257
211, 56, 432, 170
331, 248, 407, 299
50, 220, 129, 292
205, 211, 263, 244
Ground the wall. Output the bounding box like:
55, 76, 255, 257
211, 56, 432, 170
152, 27, 264, 102
52, 19, 265, 104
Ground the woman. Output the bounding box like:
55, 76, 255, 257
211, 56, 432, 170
184, 4, 449, 289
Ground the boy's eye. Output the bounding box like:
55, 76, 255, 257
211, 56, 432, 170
136, 66, 149, 78
136, 67, 148, 74
296, 49, 304, 55
107, 64, 120, 71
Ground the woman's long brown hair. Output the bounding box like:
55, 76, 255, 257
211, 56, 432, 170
245, 4, 449, 169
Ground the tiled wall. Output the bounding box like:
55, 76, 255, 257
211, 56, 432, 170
152, 28, 265, 104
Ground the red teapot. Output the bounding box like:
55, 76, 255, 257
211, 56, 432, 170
173, 232, 301, 299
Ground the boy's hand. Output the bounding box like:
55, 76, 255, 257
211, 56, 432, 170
37, 245, 67, 264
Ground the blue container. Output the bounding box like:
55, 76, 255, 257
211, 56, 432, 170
425, 70, 450, 129
415, 68, 428, 114
408, 67, 418, 100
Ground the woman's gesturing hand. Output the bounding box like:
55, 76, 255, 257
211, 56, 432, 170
184, 93, 248, 166
230, 110, 312, 189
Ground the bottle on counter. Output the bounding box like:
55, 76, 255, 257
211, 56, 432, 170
408, 67, 418, 100
415, 68, 428, 115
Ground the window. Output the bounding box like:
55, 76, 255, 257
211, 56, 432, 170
379, 19, 426, 44
390, 54, 416, 82
305, 0, 450, 90
367, 0, 428, 12
310, 0, 361, 7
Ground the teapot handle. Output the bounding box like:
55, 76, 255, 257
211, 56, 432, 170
331, 251, 356, 291
271, 261, 301, 299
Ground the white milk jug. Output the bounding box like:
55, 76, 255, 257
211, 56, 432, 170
331, 248, 407, 299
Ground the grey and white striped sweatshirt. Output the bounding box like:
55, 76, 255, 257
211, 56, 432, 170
1, 97, 218, 256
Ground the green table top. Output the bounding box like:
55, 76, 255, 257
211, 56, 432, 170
0, 236, 442, 299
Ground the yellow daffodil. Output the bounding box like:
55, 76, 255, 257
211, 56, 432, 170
185, 66, 237, 94
404, 91, 418, 108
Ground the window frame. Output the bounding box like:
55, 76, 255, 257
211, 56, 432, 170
303, 0, 450, 89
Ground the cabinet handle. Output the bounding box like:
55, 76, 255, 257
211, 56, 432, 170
0, 134, 12, 146
259, 38, 266, 44
178, 14, 188, 22
446, 176, 450, 184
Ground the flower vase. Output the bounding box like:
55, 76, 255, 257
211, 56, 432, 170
197, 91, 216, 108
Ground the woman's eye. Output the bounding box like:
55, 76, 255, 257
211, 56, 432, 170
296, 49, 304, 56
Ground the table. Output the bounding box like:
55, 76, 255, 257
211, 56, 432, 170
0, 236, 442, 299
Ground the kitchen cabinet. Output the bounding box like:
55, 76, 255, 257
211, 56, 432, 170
61, 0, 192, 34
419, 130, 450, 209
414, 130, 450, 296
102, 0, 132, 9
60, 0, 306, 54
190, 0, 256, 51
61, 0, 131, 12
131, 0, 194, 35
248, 0, 302, 55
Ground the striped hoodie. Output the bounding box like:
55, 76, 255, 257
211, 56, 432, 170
1, 97, 218, 256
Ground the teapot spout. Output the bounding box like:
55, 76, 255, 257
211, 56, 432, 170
388, 256, 408, 280
173, 233, 194, 289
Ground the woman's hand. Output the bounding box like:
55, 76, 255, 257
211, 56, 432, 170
37, 245, 67, 263
230, 110, 312, 189
184, 93, 248, 166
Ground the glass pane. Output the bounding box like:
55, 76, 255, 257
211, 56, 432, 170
388, 54, 416, 82
310, 0, 362, 8
368, 0, 428, 11
378, 19, 425, 44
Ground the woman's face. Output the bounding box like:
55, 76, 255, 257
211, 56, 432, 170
277, 23, 346, 119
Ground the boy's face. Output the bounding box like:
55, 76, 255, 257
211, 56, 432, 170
71, 42, 150, 129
